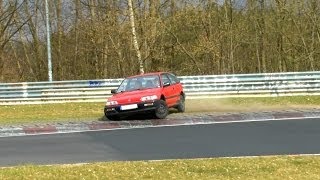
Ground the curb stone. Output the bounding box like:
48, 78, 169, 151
1, 109, 320, 137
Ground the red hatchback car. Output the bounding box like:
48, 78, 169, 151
104, 72, 185, 120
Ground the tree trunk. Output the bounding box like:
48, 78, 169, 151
148, 0, 160, 72
55, 0, 62, 80
225, 0, 234, 73
73, 0, 81, 79
259, 0, 267, 73
128, 0, 144, 74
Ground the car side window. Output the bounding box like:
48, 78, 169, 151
161, 74, 171, 86
168, 73, 179, 84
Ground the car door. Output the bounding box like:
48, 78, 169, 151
167, 73, 182, 103
160, 73, 176, 106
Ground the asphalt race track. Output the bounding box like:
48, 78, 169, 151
1, 118, 320, 167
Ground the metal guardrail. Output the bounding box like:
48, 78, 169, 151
1, 71, 320, 105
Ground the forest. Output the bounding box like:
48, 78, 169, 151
0, 0, 319, 82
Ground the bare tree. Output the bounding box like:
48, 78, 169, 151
1, 0, 320, 82
0, 0, 32, 81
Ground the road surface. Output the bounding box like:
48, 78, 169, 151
1, 118, 320, 166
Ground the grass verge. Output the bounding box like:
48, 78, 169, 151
1, 155, 319, 179
0, 96, 320, 125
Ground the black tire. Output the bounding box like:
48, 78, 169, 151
176, 95, 185, 113
154, 100, 169, 119
106, 115, 120, 121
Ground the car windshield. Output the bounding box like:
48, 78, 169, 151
117, 75, 160, 92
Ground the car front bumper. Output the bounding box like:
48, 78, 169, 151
104, 100, 160, 117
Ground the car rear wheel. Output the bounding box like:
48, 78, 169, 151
176, 95, 185, 112
154, 100, 169, 119
106, 115, 120, 121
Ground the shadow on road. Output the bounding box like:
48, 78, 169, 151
99, 109, 180, 122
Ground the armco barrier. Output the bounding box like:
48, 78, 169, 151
1, 71, 320, 105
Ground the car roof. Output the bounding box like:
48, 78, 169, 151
126, 72, 167, 78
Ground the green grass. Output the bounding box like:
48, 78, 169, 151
185, 96, 320, 113
0, 96, 320, 125
0, 103, 105, 125
226, 96, 320, 106
1, 156, 320, 179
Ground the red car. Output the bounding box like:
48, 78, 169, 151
104, 72, 185, 120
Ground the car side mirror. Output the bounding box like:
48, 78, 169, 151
163, 82, 170, 87
111, 89, 117, 94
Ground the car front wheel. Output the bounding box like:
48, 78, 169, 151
154, 100, 169, 119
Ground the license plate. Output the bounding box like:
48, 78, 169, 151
120, 104, 138, 110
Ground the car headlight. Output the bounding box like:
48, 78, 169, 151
140, 95, 158, 101
106, 100, 118, 106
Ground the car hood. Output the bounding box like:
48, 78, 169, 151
108, 88, 160, 104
